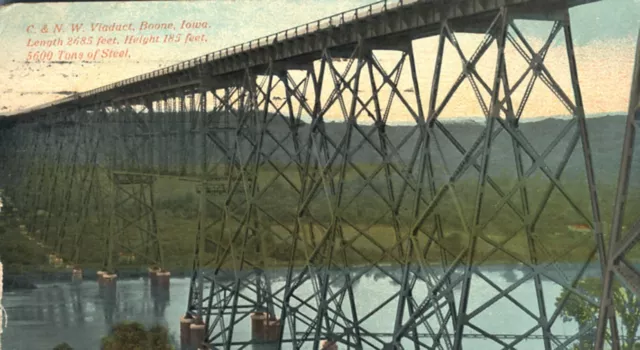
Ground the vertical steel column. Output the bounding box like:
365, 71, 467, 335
179, 92, 188, 176
195, 87, 209, 326
279, 58, 328, 348
104, 104, 120, 274
40, 111, 70, 244
53, 109, 84, 257
197, 89, 208, 318
144, 99, 155, 174
562, 8, 620, 349
453, 8, 508, 349
27, 114, 54, 235
425, 20, 459, 348
180, 85, 209, 349
16, 124, 37, 214
71, 105, 103, 267
594, 28, 640, 350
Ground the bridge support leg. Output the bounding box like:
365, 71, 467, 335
281, 5, 607, 350
35, 111, 69, 247
164, 4, 609, 349
100, 102, 166, 281
365, 5, 610, 349
183, 86, 212, 348
16, 111, 81, 267
63, 107, 106, 280
185, 67, 284, 348
277, 32, 470, 350
594, 29, 640, 350
45, 110, 85, 271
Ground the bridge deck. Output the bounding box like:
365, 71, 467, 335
8, 0, 598, 118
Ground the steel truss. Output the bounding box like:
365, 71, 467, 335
594, 29, 640, 350
183, 69, 279, 348
173, 5, 616, 350
97, 90, 230, 276
0, 100, 168, 275
1, 107, 109, 269
101, 100, 169, 274
0, 2, 631, 350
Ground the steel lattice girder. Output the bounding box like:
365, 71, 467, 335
169, 6, 620, 350
101, 100, 167, 274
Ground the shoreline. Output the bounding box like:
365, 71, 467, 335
3, 260, 611, 290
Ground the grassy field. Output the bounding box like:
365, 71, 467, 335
2, 160, 639, 274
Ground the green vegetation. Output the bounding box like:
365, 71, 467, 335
0, 217, 48, 272
101, 322, 173, 350
51, 322, 173, 350
3, 158, 640, 274
556, 278, 640, 350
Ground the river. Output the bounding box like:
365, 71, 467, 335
0, 264, 613, 349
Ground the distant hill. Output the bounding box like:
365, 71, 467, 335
1, 114, 637, 189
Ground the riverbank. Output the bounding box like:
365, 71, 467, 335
2, 171, 638, 290
0, 211, 625, 285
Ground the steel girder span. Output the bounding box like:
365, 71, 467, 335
0, 4, 630, 350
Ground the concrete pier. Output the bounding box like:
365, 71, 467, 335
179, 315, 193, 347
264, 318, 281, 341
250, 312, 267, 340
189, 321, 206, 349
250, 312, 282, 342
71, 267, 83, 282
148, 266, 160, 287
321, 340, 338, 350
102, 273, 117, 285
156, 271, 171, 289
98, 272, 117, 286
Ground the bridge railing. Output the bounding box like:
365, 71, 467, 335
86, 0, 419, 96
15, 0, 421, 114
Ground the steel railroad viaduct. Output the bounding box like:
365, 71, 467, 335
2, 0, 640, 349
